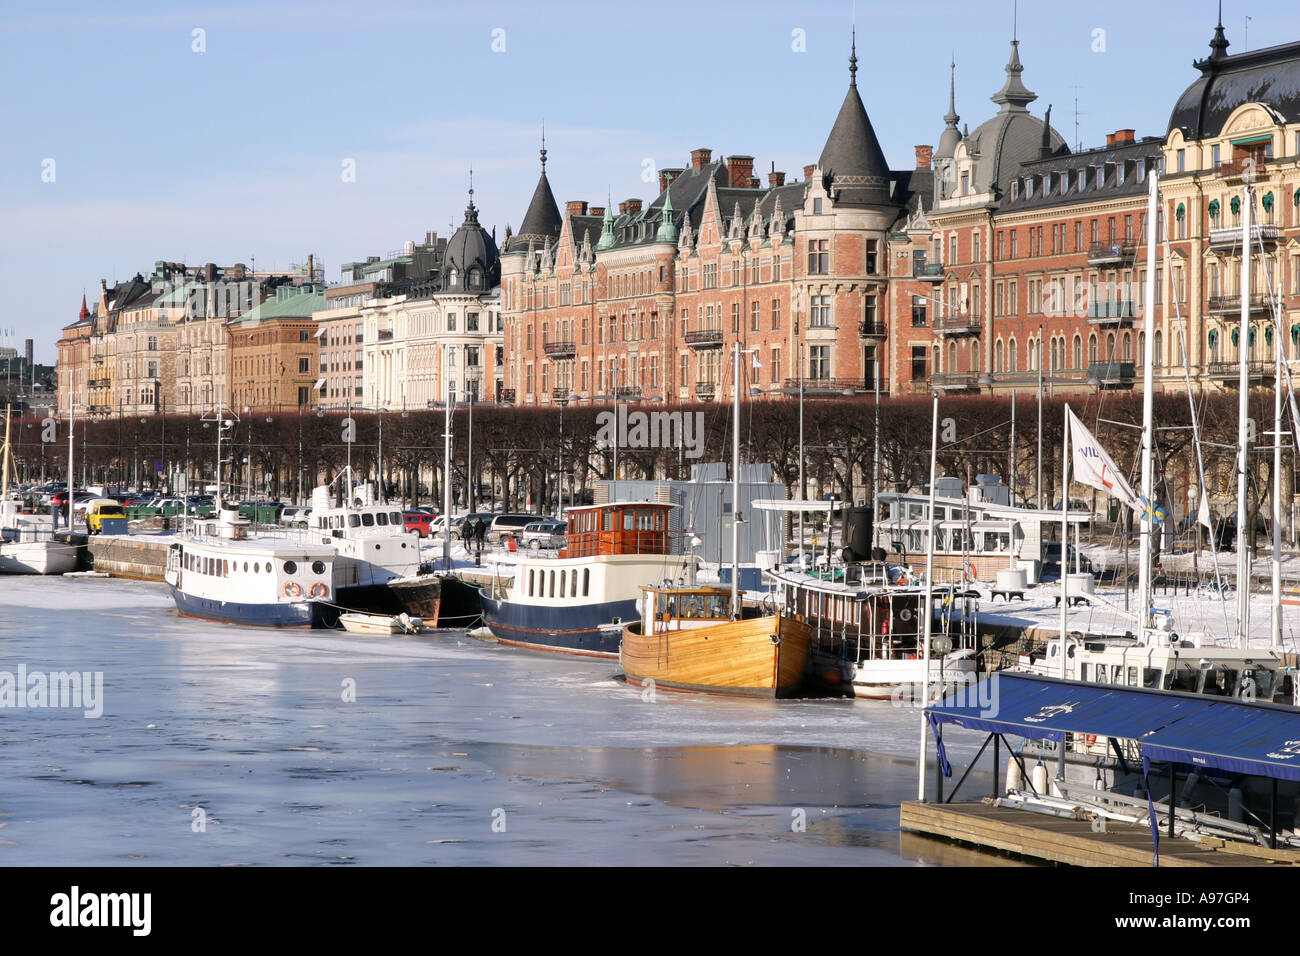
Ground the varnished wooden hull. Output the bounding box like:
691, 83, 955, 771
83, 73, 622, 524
619, 614, 812, 698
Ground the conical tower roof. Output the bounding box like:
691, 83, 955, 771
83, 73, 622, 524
508, 139, 562, 253
816, 32, 896, 208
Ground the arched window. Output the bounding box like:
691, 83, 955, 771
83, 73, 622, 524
1208, 328, 1220, 362
1176, 203, 1186, 238
1008, 338, 1018, 372
1073, 334, 1082, 369
995, 339, 1004, 373
1089, 333, 1098, 364
1208, 199, 1220, 226
1123, 332, 1132, 362
948, 340, 957, 371
1106, 332, 1116, 359
1153, 330, 1162, 367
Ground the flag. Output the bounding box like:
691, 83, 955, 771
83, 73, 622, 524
1196, 491, 1213, 531
1067, 407, 1142, 515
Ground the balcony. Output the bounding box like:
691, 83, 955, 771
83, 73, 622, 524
932, 314, 982, 336
543, 340, 576, 359
1088, 242, 1134, 265
1218, 158, 1267, 182
929, 371, 980, 391
1087, 300, 1138, 326
916, 262, 946, 282
1207, 293, 1272, 314
781, 377, 863, 396
858, 319, 887, 339
694, 381, 717, 400
376, 329, 393, 341
1087, 361, 1135, 389
1207, 360, 1274, 384
1208, 223, 1279, 251
88, 378, 110, 388
615, 385, 642, 400
684, 328, 724, 349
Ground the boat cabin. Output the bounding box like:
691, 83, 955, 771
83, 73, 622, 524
563, 501, 674, 558
636, 584, 754, 631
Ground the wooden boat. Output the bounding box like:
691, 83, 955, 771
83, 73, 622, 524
620, 584, 812, 698
338, 612, 423, 635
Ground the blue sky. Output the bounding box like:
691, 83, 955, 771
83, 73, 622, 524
3, 0, 1298, 363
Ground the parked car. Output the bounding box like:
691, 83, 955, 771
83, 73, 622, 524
460, 512, 499, 541
1041, 541, 1095, 579
487, 513, 543, 544
279, 506, 312, 528
432, 514, 466, 539
518, 520, 566, 550
50, 490, 98, 514
403, 510, 438, 537
85, 502, 129, 534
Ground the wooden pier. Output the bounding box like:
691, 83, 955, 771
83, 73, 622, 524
900, 800, 1300, 867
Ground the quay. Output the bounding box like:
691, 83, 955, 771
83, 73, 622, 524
899, 800, 1294, 867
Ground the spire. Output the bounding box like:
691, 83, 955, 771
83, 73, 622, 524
510, 141, 562, 253
817, 34, 896, 207
465, 165, 477, 219
849, 25, 858, 88
596, 190, 616, 250
79, 294, 90, 320
990, 38, 1037, 113
1209, 1, 1230, 59
936, 55, 961, 160
655, 185, 678, 242
540, 121, 547, 170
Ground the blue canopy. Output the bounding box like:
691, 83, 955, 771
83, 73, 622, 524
928, 671, 1300, 782
927, 671, 1216, 743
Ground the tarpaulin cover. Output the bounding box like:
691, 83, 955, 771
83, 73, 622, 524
928, 671, 1300, 783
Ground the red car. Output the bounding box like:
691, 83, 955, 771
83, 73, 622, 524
403, 511, 438, 537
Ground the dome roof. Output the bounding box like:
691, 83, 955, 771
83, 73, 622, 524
442, 198, 499, 294
1168, 22, 1300, 140
962, 40, 1067, 197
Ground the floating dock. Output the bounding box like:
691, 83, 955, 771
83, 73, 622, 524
899, 800, 1299, 867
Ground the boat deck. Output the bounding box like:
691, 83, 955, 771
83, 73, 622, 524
899, 800, 1299, 867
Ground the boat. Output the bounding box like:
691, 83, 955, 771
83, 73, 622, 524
0, 407, 78, 575
305, 478, 442, 620
338, 611, 423, 635
766, 563, 977, 699
479, 499, 697, 657
619, 584, 811, 698
163, 504, 337, 627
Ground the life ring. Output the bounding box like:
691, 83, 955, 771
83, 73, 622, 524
309, 582, 327, 598
968, 563, 978, 581
1080, 734, 1097, 748
284, 582, 303, 598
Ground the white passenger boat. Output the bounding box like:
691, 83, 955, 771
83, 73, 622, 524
0, 410, 77, 575
163, 506, 336, 628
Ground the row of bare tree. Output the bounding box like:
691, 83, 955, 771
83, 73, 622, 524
5, 392, 1290, 523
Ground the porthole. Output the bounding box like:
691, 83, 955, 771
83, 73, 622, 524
312, 560, 326, 575
283, 560, 298, 575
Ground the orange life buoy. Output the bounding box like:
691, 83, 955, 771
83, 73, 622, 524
1081, 734, 1097, 748
309, 582, 327, 598
284, 582, 303, 598
969, 563, 978, 581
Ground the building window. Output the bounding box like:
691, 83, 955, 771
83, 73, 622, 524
751, 301, 761, 331
911, 345, 927, 381
807, 239, 829, 274
298, 357, 310, 373
772, 299, 781, 329
949, 235, 958, 265
447, 313, 457, 331
809, 295, 832, 327
807, 345, 829, 380
1177, 148, 1185, 172
865, 239, 878, 274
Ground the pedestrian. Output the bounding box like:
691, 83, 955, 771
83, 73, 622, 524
475, 516, 487, 552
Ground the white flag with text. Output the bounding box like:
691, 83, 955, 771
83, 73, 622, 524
1067, 407, 1141, 514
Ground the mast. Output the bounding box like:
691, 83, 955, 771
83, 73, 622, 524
1273, 288, 1285, 648
67, 403, 75, 532
443, 392, 452, 570
1, 405, 11, 500
1059, 403, 1071, 678
731, 344, 741, 618
1235, 185, 1252, 649
1137, 169, 1158, 639
917, 390, 939, 801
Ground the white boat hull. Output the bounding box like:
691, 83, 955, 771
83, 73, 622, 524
0, 540, 79, 575
848, 654, 979, 700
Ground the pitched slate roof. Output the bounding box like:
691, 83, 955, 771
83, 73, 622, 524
816, 37, 896, 208
506, 148, 563, 254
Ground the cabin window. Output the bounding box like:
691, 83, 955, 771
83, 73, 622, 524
254, 562, 260, 573
549, 570, 556, 597
528, 568, 535, 596
1094, 667, 1107, 684
266, 563, 272, 574
391, 512, 402, 524
376, 512, 388, 526
349, 515, 361, 528
602, 511, 613, 531
1080, 664, 1090, 681
1166, 667, 1199, 693
583, 568, 590, 596
560, 570, 566, 596
244, 562, 249, 573
623, 511, 634, 531
1110, 665, 1124, 684
1204, 668, 1237, 696
1142, 668, 1161, 689
362, 513, 374, 527
284, 561, 297, 575
312, 560, 326, 575
1127, 666, 1138, 687
571, 572, 577, 598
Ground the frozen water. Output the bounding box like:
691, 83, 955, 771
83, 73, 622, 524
0, 576, 995, 866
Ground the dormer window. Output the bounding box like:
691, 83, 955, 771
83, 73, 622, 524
1137, 159, 1146, 181
1117, 162, 1126, 185
1025, 178, 1034, 199
1012, 180, 1020, 200
1043, 175, 1051, 197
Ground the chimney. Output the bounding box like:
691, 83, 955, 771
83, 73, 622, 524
658, 168, 684, 193
803, 164, 816, 180
748, 177, 760, 188
727, 155, 755, 188
914, 145, 933, 169
624, 198, 643, 214
204, 262, 218, 281
1105, 132, 1117, 146
24, 339, 33, 367
589, 206, 605, 217
1114, 128, 1135, 144
769, 171, 786, 186
690, 147, 712, 169
306, 253, 315, 281
617, 201, 629, 215
566, 200, 588, 216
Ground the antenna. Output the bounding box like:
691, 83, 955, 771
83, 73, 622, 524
1244, 15, 1252, 51
1071, 86, 1088, 153
1012, 0, 1018, 41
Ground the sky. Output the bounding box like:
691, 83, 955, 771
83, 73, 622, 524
3, 0, 1299, 364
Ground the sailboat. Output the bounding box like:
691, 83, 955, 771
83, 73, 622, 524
0, 406, 78, 575
619, 345, 812, 697
1019, 171, 1292, 706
